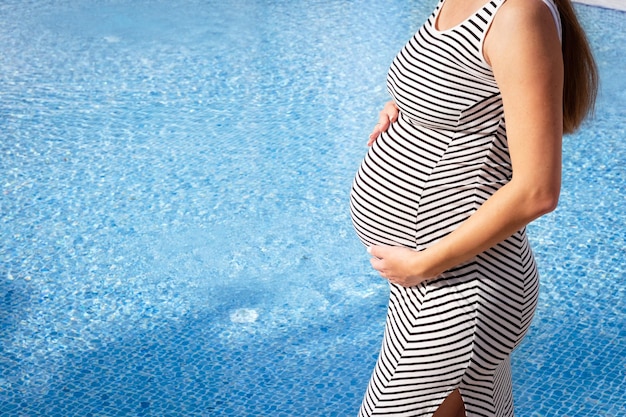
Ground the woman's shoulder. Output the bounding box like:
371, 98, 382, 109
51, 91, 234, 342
486, 0, 562, 60
485, 0, 563, 76
494, 0, 561, 35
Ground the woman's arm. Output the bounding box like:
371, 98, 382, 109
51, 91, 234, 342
369, 0, 564, 286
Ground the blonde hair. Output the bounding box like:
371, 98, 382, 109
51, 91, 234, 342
556, 0, 599, 134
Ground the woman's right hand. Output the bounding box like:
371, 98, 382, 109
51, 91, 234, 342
368, 101, 399, 146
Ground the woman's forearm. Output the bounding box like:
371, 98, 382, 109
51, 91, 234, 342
420, 176, 559, 277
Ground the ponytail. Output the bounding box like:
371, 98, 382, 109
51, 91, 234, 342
556, 0, 599, 134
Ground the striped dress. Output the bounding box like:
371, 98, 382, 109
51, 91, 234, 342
349, 0, 552, 415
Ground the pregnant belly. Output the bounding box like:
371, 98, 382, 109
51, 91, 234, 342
349, 140, 422, 249
350, 113, 511, 252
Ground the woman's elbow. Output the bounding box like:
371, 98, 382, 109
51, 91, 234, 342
511, 178, 560, 218
510, 172, 561, 217
537, 192, 560, 214
528, 187, 560, 217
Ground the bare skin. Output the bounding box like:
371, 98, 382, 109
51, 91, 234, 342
366, 0, 564, 415
433, 389, 466, 417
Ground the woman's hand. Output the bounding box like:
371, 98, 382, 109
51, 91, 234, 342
368, 101, 399, 146
367, 245, 435, 287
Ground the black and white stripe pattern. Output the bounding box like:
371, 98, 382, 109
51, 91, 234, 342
350, 0, 540, 416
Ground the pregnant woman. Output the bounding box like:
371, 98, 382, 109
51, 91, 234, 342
349, 0, 597, 416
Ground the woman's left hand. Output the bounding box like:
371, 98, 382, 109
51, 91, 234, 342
367, 245, 433, 287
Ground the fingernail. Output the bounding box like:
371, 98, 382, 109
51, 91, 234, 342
367, 246, 372, 254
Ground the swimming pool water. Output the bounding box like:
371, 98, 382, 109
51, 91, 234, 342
0, 1, 624, 416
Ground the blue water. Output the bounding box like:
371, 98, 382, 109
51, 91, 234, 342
0, 1, 624, 416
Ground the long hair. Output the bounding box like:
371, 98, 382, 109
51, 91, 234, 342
556, 0, 599, 134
